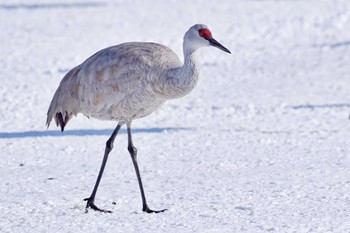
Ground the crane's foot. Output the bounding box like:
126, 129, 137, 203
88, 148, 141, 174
142, 205, 167, 214
84, 197, 112, 213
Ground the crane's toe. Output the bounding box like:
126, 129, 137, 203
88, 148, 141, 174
84, 197, 112, 213
143, 206, 168, 214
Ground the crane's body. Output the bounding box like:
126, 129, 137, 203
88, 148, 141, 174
47, 42, 200, 130
46, 24, 230, 213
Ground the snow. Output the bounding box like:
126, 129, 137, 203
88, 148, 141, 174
1, 0, 350, 232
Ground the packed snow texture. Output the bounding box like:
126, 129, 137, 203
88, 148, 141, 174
1, 0, 350, 232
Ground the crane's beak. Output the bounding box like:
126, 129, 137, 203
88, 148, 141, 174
209, 38, 231, 54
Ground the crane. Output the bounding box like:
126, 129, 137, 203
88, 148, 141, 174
46, 24, 231, 214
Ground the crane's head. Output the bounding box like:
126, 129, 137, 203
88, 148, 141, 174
184, 24, 231, 54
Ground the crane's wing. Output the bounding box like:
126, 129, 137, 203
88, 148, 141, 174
46, 64, 82, 131
46, 42, 181, 131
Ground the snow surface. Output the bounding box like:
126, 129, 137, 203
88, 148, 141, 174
1, 0, 350, 232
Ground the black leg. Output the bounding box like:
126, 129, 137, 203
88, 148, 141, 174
127, 126, 167, 214
84, 123, 122, 213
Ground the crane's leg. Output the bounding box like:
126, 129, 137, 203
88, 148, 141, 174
84, 123, 123, 213
127, 126, 167, 214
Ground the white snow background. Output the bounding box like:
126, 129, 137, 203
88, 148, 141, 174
1, 0, 350, 232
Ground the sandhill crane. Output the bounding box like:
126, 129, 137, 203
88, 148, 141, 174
46, 24, 231, 214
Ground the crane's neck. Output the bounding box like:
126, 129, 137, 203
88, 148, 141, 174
164, 47, 200, 99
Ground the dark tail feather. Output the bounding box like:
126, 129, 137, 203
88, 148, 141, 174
55, 112, 71, 132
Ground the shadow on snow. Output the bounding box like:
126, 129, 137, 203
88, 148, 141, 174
0, 127, 192, 139
0, 2, 106, 10
289, 103, 350, 110
312, 40, 350, 49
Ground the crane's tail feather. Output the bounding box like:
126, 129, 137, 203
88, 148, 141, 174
46, 65, 81, 132
46, 109, 73, 132
54, 112, 72, 132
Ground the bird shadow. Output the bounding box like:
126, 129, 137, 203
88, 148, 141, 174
0, 127, 192, 139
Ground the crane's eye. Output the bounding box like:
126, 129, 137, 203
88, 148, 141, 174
199, 29, 212, 40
